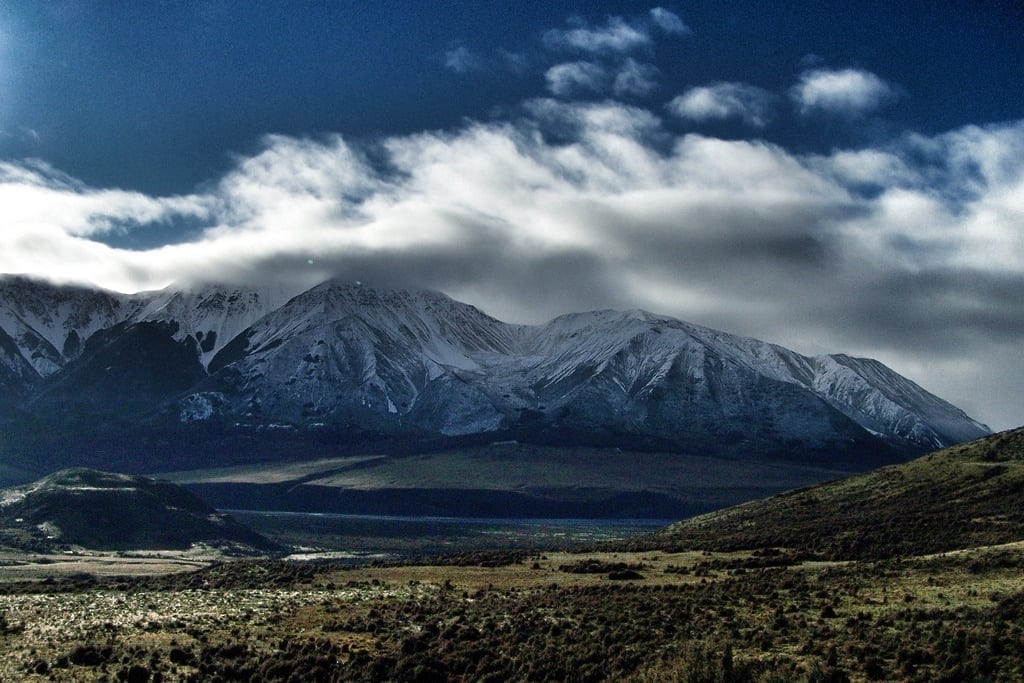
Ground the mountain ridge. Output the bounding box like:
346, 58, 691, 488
0, 274, 989, 478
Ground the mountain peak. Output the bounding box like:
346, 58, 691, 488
305, 278, 465, 309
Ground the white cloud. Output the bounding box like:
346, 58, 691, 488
444, 46, 481, 74
613, 58, 659, 97
816, 149, 917, 187
792, 67, 898, 116
4, 109, 1022, 317
545, 61, 608, 97
543, 15, 652, 55
667, 82, 775, 128
0, 160, 211, 238
545, 59, 660, 99
536, 11, 683, 101
649, 7, 690, 35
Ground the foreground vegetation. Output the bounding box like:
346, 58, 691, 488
1, 541, 1023, 681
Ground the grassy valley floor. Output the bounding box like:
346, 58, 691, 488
1, 541, 1023, 681
2, 431, 1022, 680
157, 444, 859, 520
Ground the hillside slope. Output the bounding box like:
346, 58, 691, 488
0, 468, 275, 552
636, 427, 1024, 560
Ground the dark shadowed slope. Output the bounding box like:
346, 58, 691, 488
0, 468, 276, 552
630, 427, 1024, 560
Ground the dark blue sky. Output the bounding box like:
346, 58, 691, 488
1, 1, 1023, 430
2, 1, 1022, 194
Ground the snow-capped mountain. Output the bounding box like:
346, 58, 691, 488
0, 275, 289, 378
201, 280, 529, 435
0, 275, 990, 467
0, 275, 147, 377
136, 281, 290, 368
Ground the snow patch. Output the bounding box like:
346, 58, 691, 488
179, 393, 225, 423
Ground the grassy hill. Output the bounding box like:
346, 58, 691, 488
631, 427, 1024, 560
0, 468, 276, 552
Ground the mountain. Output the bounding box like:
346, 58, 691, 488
0, 275, 287, 379
0, 275, 989, 480
0, 275, 145, 378
203, 280, 527, 436
0, 468, 275, 551
136, 281, 291, 368
191, 278, 988, 455
632, 427, 1024, 560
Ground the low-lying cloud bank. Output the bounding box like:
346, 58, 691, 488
1, 100, 1021, 430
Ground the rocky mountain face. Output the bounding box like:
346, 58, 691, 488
0, 275, 286, 377
0, 275, 990, 476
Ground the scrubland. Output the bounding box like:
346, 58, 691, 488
1, 542, 1022, 681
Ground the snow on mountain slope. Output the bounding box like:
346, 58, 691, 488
809, 354, 990, 449
513, 311, 988, 450
0, 275, 149, 377
0, 276, 991, 455
192, 282, 988, 452
137, 281, 290, 368
0, 276, 291, 379
0, 324, 37, 408
494, 311, 868, 450
204, 280, 528, 435
514, 308, 834, 407
0, 323, 37, 384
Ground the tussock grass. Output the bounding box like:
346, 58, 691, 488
634, 428, 1024, 560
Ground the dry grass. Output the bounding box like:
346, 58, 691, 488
0, 541, 1021, 681
641, 428, 1024, 560
2, 431, 1022, 680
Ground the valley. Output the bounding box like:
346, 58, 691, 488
0, 428, 1021, 680
157, 442, 854, 519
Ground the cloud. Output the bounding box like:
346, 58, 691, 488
543, 15, 652, 55
613, 59, 660, 97
444, 45, 482, 74
545, 61, 608, 97
792, 67, 898, 116
0, 159, 211, 239
649, 7, 690, 35
0, 104, 1022, 429
541, 9, 689, 56
498, 49, 530, 74
814, 149, 918, 188
545, 59, 660, 99
667, 82, 775, 128
534, 10, 682, 100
